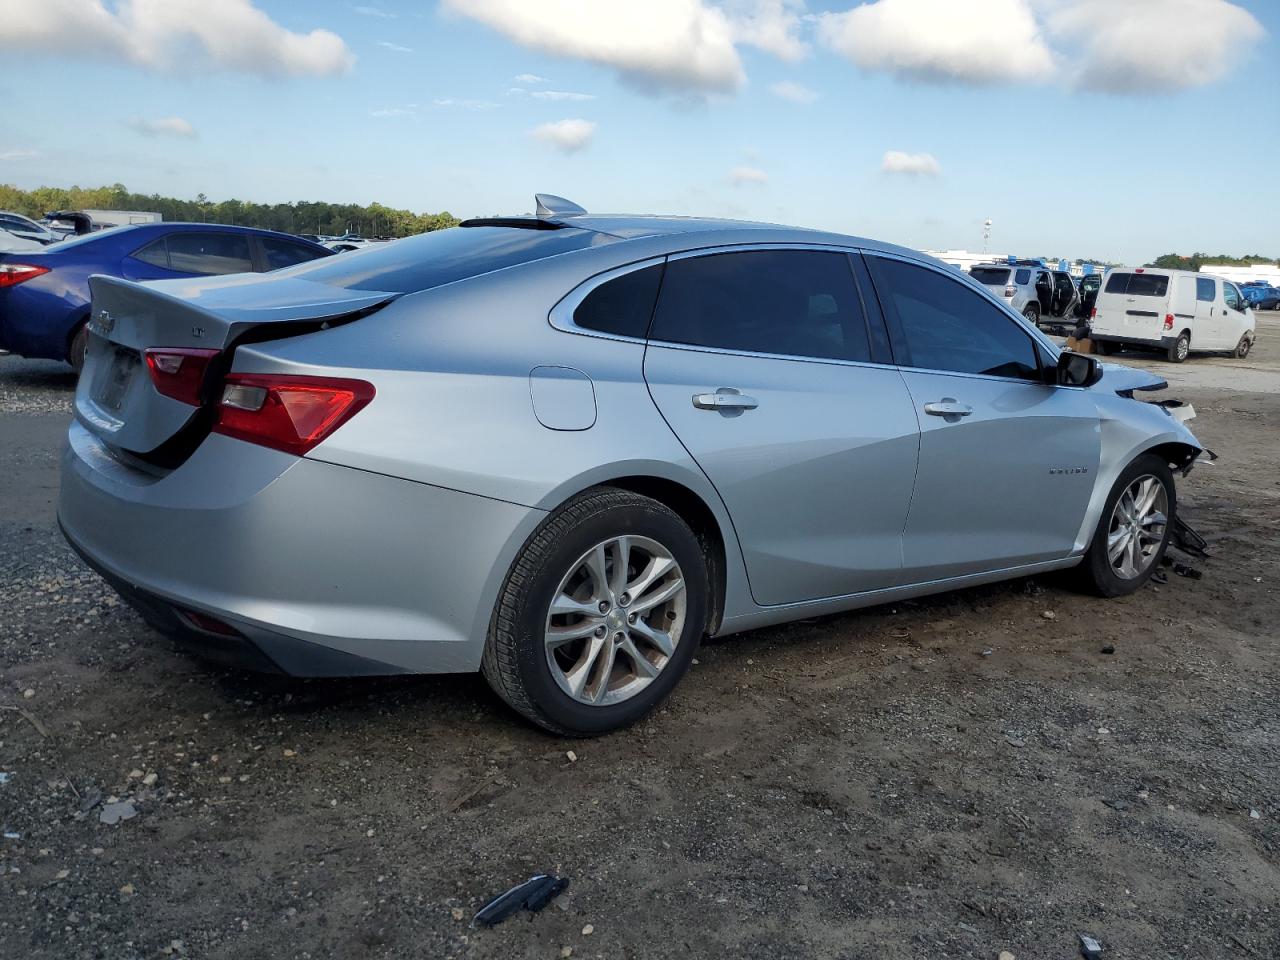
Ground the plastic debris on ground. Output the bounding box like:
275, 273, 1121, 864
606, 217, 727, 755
1079, 933, 1103, 959
472, 874, 570, 927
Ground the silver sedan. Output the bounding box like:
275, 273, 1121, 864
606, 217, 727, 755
60, 195, 1205, 735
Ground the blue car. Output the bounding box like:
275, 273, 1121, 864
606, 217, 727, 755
1241, 284, 1280, 311
0, 223, 332, 369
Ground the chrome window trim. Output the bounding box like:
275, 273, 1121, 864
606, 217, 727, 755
548, 256, 667, 344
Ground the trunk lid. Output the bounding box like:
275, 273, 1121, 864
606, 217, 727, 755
76, 273, 397, 456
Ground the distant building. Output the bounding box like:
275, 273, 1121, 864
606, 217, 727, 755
1198, 262, 1280, 286
81, 209, 162, 229
924, 249, 1107, 278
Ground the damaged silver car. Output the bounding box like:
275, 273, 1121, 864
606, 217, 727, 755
59, 195, 1206, 735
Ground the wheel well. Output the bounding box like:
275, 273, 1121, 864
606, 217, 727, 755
1145, 441, 1202, 476
599, 475, 727, 634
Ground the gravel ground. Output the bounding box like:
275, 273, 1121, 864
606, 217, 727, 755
1, 322, 1277, 960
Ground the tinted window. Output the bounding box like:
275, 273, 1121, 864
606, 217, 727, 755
1014, 268, 1031, 285
969, 267, 1010, 285
573, 263, 663, 338
867, 257, 1040, 380
649, 250, 871, 363
1105, 272, 1170, 297
261, 236, 327, 271
284, 225, 612, 294
1196, 277, 1216, 302
165, 232, 254, 275
132, 238, 169, 268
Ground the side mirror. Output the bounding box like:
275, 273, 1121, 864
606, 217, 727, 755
1057, 350, 1103, 388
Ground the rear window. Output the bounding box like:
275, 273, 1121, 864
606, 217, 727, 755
969, 267, 1010, 285
1104, 272, 1169, 297
283, 225, 613, 294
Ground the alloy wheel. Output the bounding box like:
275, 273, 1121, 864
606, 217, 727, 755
1107, 475, 1168, 580
544, 536, 687, 706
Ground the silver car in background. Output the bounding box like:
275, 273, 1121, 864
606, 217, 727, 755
60, 195, 1206, 735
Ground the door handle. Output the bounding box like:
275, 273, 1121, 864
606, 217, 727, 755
923, 400, 973, 418
692, 389, 759, 411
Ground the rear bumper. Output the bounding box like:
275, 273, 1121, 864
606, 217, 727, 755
58, 422, 545, 675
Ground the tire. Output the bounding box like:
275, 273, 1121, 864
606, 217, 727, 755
68, 323, 89, 374
1022, 305, 1040, 326
1166, 331, 1190, 363
1077, 454, 1176, 598
1094, 340, 1114, 356
481, 487, 708, 736
1235, 335, 1252, 359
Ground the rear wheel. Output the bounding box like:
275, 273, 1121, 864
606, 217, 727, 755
1022, 304, 1040, 326
1167, 331, 1190, 363
482, 487, 708, 736
1077, 454, 1175, 597
1235, 335, 1252, 359
68, 323, 89, 375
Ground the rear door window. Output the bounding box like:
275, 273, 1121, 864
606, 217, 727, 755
1105, 272, 1170, 297
1014, 268, 1031, 285
648, 249, 872, 363
866, 256, 1041, 381
1196, 277, 1216, 302
131, 238, 170, 269
573, 263, 664, 338
260, 236, 328, 271
165, 232, 254, 275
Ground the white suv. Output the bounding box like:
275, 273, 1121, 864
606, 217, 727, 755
970, 260, 1078, 329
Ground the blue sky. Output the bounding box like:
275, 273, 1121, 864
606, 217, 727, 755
1, 1, 1276, 263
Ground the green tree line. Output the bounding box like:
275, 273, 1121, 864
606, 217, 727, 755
0, 183, 459, 238
1149, 252, 1279, 270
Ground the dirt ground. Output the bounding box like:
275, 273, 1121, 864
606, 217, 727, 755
2, 319, 1277, 960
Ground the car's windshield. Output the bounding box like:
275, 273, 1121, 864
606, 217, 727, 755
969, 267, 1010, 285
41, 224, 135, 251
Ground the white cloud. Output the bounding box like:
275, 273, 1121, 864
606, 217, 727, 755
433, 98, 501, 109
127, 116, 197, 137
769, 79, 817, 103
370, 105, 416, 117
819, 0, 1054, 85
1046, 0, 1265, 93
531, 90, 597, 101
377, 40, 413, 53
728, 165, 768, 185
725, 0, 807, 61
443, 0, 746, 93
0, 148, 41, 161
353, 4, 394, 16
514, 73, 547, 83
531, 118, 597, 152
881, 150, 941, 176
0, 0, 354, 77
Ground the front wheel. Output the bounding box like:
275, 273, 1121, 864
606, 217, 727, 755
1235, 335, 1252, 359
1077, 454, 1175, 597
1167, 331, 1190, 363
482, 487, 708, 736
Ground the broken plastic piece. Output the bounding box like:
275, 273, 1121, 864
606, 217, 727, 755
1171, 561, 1203, 581
1079, 933, 1103, 959
1171, 515, 1209, 558
472, 874, 570, 927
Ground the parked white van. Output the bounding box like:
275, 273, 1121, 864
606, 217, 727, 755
1090, 268, 1256, 362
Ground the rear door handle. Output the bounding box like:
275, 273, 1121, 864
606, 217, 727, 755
692, 389, 759, 411
923, 400, 973, 418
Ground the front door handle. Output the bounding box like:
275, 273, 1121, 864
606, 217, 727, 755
923, 399, 973, 418
692, 389, 759, 411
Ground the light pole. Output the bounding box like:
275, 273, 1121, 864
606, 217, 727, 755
982, 218, 992, 254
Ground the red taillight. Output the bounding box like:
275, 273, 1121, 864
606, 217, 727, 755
1163, 314, 1174, 331
213, 374, 374, 456
144, 348, 220, 405
0, 263, 50, 288
1090, 307, 1098, 318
